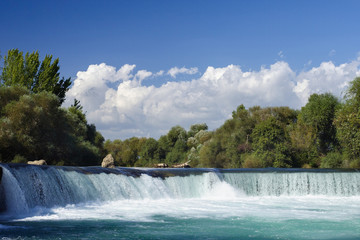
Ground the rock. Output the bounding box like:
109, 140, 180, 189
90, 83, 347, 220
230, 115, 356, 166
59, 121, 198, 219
102, 154, 115, 168
27, 160, 47, 165
155, 163, 168, 168
172, 160, 191, 168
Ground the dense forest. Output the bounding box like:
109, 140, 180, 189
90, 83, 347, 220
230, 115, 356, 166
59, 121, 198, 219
1, 49, 360, 168
0, 49, 105, 166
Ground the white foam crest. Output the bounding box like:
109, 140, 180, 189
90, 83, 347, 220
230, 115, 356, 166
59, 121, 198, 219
203, 181, 244, 200
16, 196, 360, 223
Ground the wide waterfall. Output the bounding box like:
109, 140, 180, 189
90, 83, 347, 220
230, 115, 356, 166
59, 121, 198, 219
1, 163, 360, 239
1, 163, 360, 217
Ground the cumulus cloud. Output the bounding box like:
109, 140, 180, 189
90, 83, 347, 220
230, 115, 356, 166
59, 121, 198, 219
66, 59, 360, 140
294, 59, 360, 105
167, 66, 199, 78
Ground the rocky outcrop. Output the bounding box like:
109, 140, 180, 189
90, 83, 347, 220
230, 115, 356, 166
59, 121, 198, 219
28, 160, 47, 165
172, 160, 191, 168
155, 163, 169, 168
154, 161, 191, 168
101, 154, 115, 168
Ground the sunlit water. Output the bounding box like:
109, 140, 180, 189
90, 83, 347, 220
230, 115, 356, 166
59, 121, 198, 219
1, 164, 360, 239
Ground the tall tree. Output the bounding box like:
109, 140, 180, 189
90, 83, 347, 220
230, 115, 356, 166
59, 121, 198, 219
298, 93, 339, 154
334, 77, 360, 167
251, 117, 292, 168
0, 49, 71, 104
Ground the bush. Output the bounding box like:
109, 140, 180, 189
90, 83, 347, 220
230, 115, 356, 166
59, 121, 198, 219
320, 151, 343, 168
349, 159, 360, 169
11, 154, 27, 164
242, 154, 263, 168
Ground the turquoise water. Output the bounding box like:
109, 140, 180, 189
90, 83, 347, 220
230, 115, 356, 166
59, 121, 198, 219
2, 217, 360, 240
1, 164, 360, 239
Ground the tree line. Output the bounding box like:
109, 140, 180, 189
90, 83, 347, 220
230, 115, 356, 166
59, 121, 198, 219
104, 79, 360, 169
1, 49, 360, 168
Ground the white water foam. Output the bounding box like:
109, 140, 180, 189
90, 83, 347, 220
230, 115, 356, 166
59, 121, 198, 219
15, 195, 360, 223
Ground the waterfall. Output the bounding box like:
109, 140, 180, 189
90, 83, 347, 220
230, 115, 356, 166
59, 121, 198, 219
223, 171, 360, 196
1, 164, 360, 218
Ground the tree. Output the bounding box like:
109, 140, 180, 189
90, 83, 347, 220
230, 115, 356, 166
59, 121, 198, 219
188, 123, 208, 137
0, 86, 104, 166
137, 138, 159, 166
251, 117, 292, 167
0, 49, 71, 104
298, 93, 339, 154
165, 126, 188, 164
0, 85, 29, 113
334, 77, 360, 167
288, 122, 318, 167
104, 139, 124, 165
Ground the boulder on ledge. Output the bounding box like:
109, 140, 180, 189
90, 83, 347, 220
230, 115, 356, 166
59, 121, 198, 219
27, 160, 47, 165
102, 154, 115, 168
172, 160, 191, 168
155, 163, 169, 168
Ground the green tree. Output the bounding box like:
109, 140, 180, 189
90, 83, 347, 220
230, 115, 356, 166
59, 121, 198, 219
137, 138, 159, 166
159, 126, 188, 165
113, 137, 146, 167
188, 123, 208, 137
0, 85, 29, 113
0, 86, 104, 166
104, 139, 124, 165
298, 93, 339, 154
251, 117, 292, 167
0, 49, 71, 104
288, 122, 318, 167
187, 130, 212, 167
334, 77, 360, 167
197, 105, 297, 168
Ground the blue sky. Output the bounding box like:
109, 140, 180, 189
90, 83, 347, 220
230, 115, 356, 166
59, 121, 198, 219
1, 0, 360, 139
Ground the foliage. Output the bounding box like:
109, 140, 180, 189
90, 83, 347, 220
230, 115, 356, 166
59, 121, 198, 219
0, 86, 104, 166
251, 117, 292, 167
0, 49, 71, 104
188, 123, 208, 137
195, 105, 297, 168
298, 93, 339, 154
334, 77, 360, 167
242, 154, 263, 168
320, 151, 343, 168
12, 154, 27, 164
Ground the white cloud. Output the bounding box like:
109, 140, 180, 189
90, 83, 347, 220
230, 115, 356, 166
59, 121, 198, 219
294, 59, 360, 105
66, 58, 360, 140
167, 66, 199, 78
65, 63, 134, 112
154, 70, 164, 76
134, 70, 152, 85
